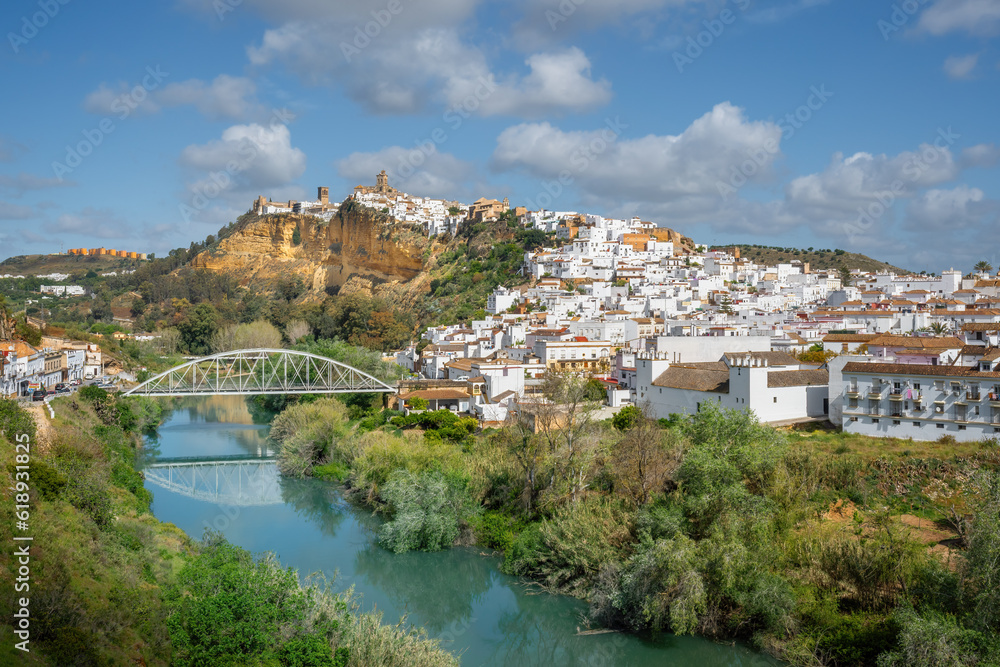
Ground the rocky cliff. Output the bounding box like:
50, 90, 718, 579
189, 200, 433, 303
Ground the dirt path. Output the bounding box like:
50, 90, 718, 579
24, 402, 54, 456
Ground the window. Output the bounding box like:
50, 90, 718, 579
893, 420, 901, 425
849, 417, 858, 422
959, 425, 967, 431
773, 397, 777, 403
913, 382, 921, 390
849, 397, 859, 409
937, 424, 945, 429
872, 418, 880, 423
935, 381, 944, 390
913, 421, 921, 427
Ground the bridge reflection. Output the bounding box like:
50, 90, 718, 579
144, 458, 283, 506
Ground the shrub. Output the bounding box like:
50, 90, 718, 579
378, 470, 477, 553
877, 607, 990, 667
271, 399, 349, 478
502, 499, 634, 596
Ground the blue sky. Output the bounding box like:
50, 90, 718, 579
0, 0, 997, 271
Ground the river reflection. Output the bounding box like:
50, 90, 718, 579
144, 395, 783, 667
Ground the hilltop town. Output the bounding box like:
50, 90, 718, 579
244, 172, 998, 444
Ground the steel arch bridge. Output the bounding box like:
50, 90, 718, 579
123, 349, 397, 397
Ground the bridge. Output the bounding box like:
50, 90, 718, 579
124, 349, 397, 397
144, 458, 283, 506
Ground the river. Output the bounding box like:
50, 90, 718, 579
142, 395, 782, 667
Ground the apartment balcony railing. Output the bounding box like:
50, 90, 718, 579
968, 391, 982, 401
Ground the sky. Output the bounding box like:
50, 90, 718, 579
0, 0, 997, 272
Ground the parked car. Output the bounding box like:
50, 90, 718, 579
31, 389, 46, 402
55, 383, 67, 391
70, 379, 82, 386
45, 390, 56, 397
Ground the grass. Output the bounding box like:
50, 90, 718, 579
783, 423, 986, 460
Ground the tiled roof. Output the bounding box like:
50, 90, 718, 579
767, 369, 828, 388
867, 335, 964, 349
822, 333, 878, 342
651, 362, 730, 393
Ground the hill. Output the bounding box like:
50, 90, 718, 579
0, 252, 146, 276
710, 244, 910, 274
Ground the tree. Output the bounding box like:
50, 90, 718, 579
285, 319, 311, 344
611, 405, 678, 506
838, 264, 853, 287
928, 321, 952, 336
448, 206, 462, 216
177, 302, 219, 355
210, 320, 283, 353
291, 226, 301, 245
974, 260, 993, 275
532, 371, 604, 505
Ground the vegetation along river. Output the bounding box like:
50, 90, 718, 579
142, 395, 782, 666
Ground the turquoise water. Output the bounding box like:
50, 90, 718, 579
143, 395, 783, 666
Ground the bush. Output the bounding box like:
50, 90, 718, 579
877, 607, 991, 667
271, 399, 349, 477
378, 470, 477, 553
502, 499, 634, 596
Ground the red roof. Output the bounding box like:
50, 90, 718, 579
574, 336, 589, 342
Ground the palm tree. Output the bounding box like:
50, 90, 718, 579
974, 260, 993, 274
928, 321, 952, 336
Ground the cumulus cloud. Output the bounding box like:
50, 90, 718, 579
0, 172, 76, 196
247, 13, 611, 117
84, 74, 261, 120
915, 0, 1000, 36
492, 102, 783, 201
960, 143, 1000, 168
943, 53, 979, 79
905, 185, 998, 230
336, 146, 477, 200
179, 122, 306, 190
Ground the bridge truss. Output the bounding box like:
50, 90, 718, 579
124, 349, 397, 397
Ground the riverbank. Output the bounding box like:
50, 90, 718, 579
269, 393, 1000, 666
0, 394, 458, 665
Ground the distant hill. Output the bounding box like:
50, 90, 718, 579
0, 253, 146, 276
709, 244, 910, 275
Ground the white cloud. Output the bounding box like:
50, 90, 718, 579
470, 49, 611, 117
916, 0, 1000, 36
84, 74, 261, 120
247, 15, 611, 117
336, 147, 478, 200
961, 143, 1000, 167
492, 102, 783, 201
179, 123, 306, 190
905, 185, 998, 230
83, 82, 161, 117
943, 53, 979, 79
156, 75, 263, 120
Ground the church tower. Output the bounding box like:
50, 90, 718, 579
376, 170, 389, 193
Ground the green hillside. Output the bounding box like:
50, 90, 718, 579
711, 244, 911, 275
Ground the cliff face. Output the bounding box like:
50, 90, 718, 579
189, 202, 430, 300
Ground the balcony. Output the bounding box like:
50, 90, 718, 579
968, 391, 982, 401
